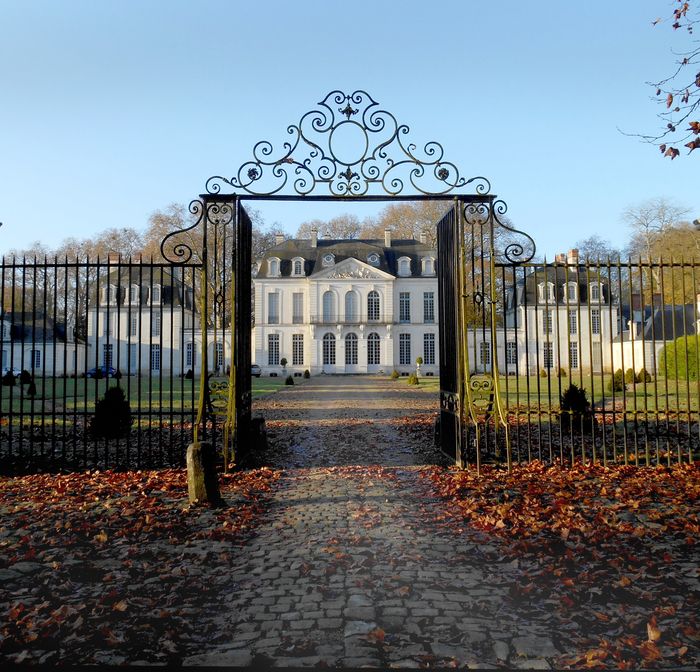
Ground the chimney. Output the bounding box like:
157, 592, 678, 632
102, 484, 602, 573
108, 253, 120, 264
555, 253, 566, 264
310, 227, 318, 248
384, 228, 392, 247
275, 233, 285, 246
419, 231, 427, 245
567, 248, 579, 265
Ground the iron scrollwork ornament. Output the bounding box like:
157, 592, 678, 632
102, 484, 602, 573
206, 90, 491, 197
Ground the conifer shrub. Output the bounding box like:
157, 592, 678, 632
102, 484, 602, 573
391, 370, 400, 379
1, 371, 15, 386
658, 336, 698, 380
625, 368, 636, 384
407, 373, 419, 385
559, 383, 594, 433
185, 368, 194, 379
20, 370, 33, 385
27, 381, 37, 398
303, 369, 310, 379
556, 367, 567, 378
637, 367, 652, 382
284, 375, 294, 385
91, 387, 133, 439
539, 368, 548, 378
608, 369, 625, 392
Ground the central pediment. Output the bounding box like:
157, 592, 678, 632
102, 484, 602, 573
311, 257, 393, 280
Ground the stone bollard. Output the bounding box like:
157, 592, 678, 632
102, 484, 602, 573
186, 442, 224, 507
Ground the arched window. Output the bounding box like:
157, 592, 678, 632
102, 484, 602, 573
345, 291, 358, 322
151, 284, 161, 304
292, 258, 304, 276
322, 291, 335, 323
538, 282, 555, 303
367, 332, 380, 365
322, 333, 335, 365
590, 282, 602, 302
422, 257, 435, 276
367, 290, 380, 321
345, 333, 358, 365
398, 257, 411, 276
268, 258, 280, 277
566, 281, 577, 303
129, 284, 139, 304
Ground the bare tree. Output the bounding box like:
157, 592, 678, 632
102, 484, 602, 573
623, 197, 691, 260
296, 214, 362, 240
573, 235, 622, 261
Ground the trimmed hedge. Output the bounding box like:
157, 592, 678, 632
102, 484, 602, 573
659, 335, 699, 380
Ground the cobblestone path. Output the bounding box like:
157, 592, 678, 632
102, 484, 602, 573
185, 377, 561, 668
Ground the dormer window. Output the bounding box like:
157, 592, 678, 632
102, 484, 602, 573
421, 257, 435, 276
398, 257, 411, 277
565, 282, 577, 303
322, 253, 335, 268
152, 284, 161, 304
590, 282, 603, 303
129, 284, 139, 304
538, 281, 555, 303
267, 257, 281, 277
367, 253, 380, 267
292, 257, 305, 276
102, 284, 117, 305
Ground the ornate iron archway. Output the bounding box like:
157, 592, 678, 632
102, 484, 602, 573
160, 90, 535, 469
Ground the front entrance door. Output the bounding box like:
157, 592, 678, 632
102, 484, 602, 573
344, 333, 358, 373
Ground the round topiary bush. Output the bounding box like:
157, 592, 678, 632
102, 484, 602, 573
539, 368, 548, 378
91, 386, 133, 439
557, 367, 567, 378
20, 370, 33, 385
658, 336, 698, 380
303, 369, 310, 379
284, 375, 294, 385
185, 368, 194, 380
637, 367, 652, 383
607, 369, 625, 392
391, 370, 400, 380
625, 368, 636, 384
559, 383, 594, 433
1, 371, 15, 387
407, 373, 419, 385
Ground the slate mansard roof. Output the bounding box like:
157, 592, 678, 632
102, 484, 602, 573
257, 238, 437, 278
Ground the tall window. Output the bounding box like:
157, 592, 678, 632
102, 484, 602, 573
268, 334, 280, 366
292, 292, 304, 324
423, 292, 435, 323
322, 333, 335, 365
322, 291, 334, 323
592, 347, 602, 371
423, 333, 435, 365
543, 342, 553, 369
345, 291, 358, 322
103, 343, 113, 367
367, 291, 380, 321
103, 314, 111, 337
569, 342, 579, 369
367, 332, 380, 365
215, 342, 224, 369
345, 333, 358, 365
31, 349, 41, 369
130, 315, 138, 337
591, 307, 601, 335
150, 344, 160, 371
543, 310, 552, 334
129, 343, 138, 372
480, 342, 491, 366
186, 342, 195, 367
292, 334, 304, 366
152, 314, 161, 337
399, 292, 411, 323
268, 293, 279, 324
506, 342, 517, 366
399, 333, 411, 365
568, 310, 577, 335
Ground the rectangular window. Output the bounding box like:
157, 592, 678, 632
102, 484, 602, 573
543, 310, 552, 334
568, 309, 577, 335
150, 344, 160, 371
506, 342, 517, 366
592, 347, 602, 372
569, 342, 579, 369
186, 342, 195, 367
31, 349, 41, 369
399, 292, 411, 323
399, 333, 411, 365
543, 342, 553, 369
103, 343, 113, 368
423, 333, 435, 365
1, 350, 6, 369
215, 343, 224, 369
130, 315, 138, 337
103, 314, 111, 336
591, 307, 600, 335
292, 292, 304, 324
268, 334, 280, 366
292, 334, 304, 366
128, 343, 137, 373
152, 314, 161, 337
479, 342, 491, 366
268, 293, 279, 324
423, 292, 435, 323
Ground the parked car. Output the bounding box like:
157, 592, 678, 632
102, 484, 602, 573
2, 366, 22, 378
251, 364, 262, 378
86, 366, 117, 378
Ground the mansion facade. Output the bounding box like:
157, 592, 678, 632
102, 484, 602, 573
253, 230, 440, 376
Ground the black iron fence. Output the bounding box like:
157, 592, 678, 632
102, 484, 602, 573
464, 255, 700, 467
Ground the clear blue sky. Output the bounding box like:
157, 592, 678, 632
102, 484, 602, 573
0, 0, 697, 259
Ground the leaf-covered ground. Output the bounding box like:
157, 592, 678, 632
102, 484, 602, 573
0, 467, 280, 665
420, 461, 700, 669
